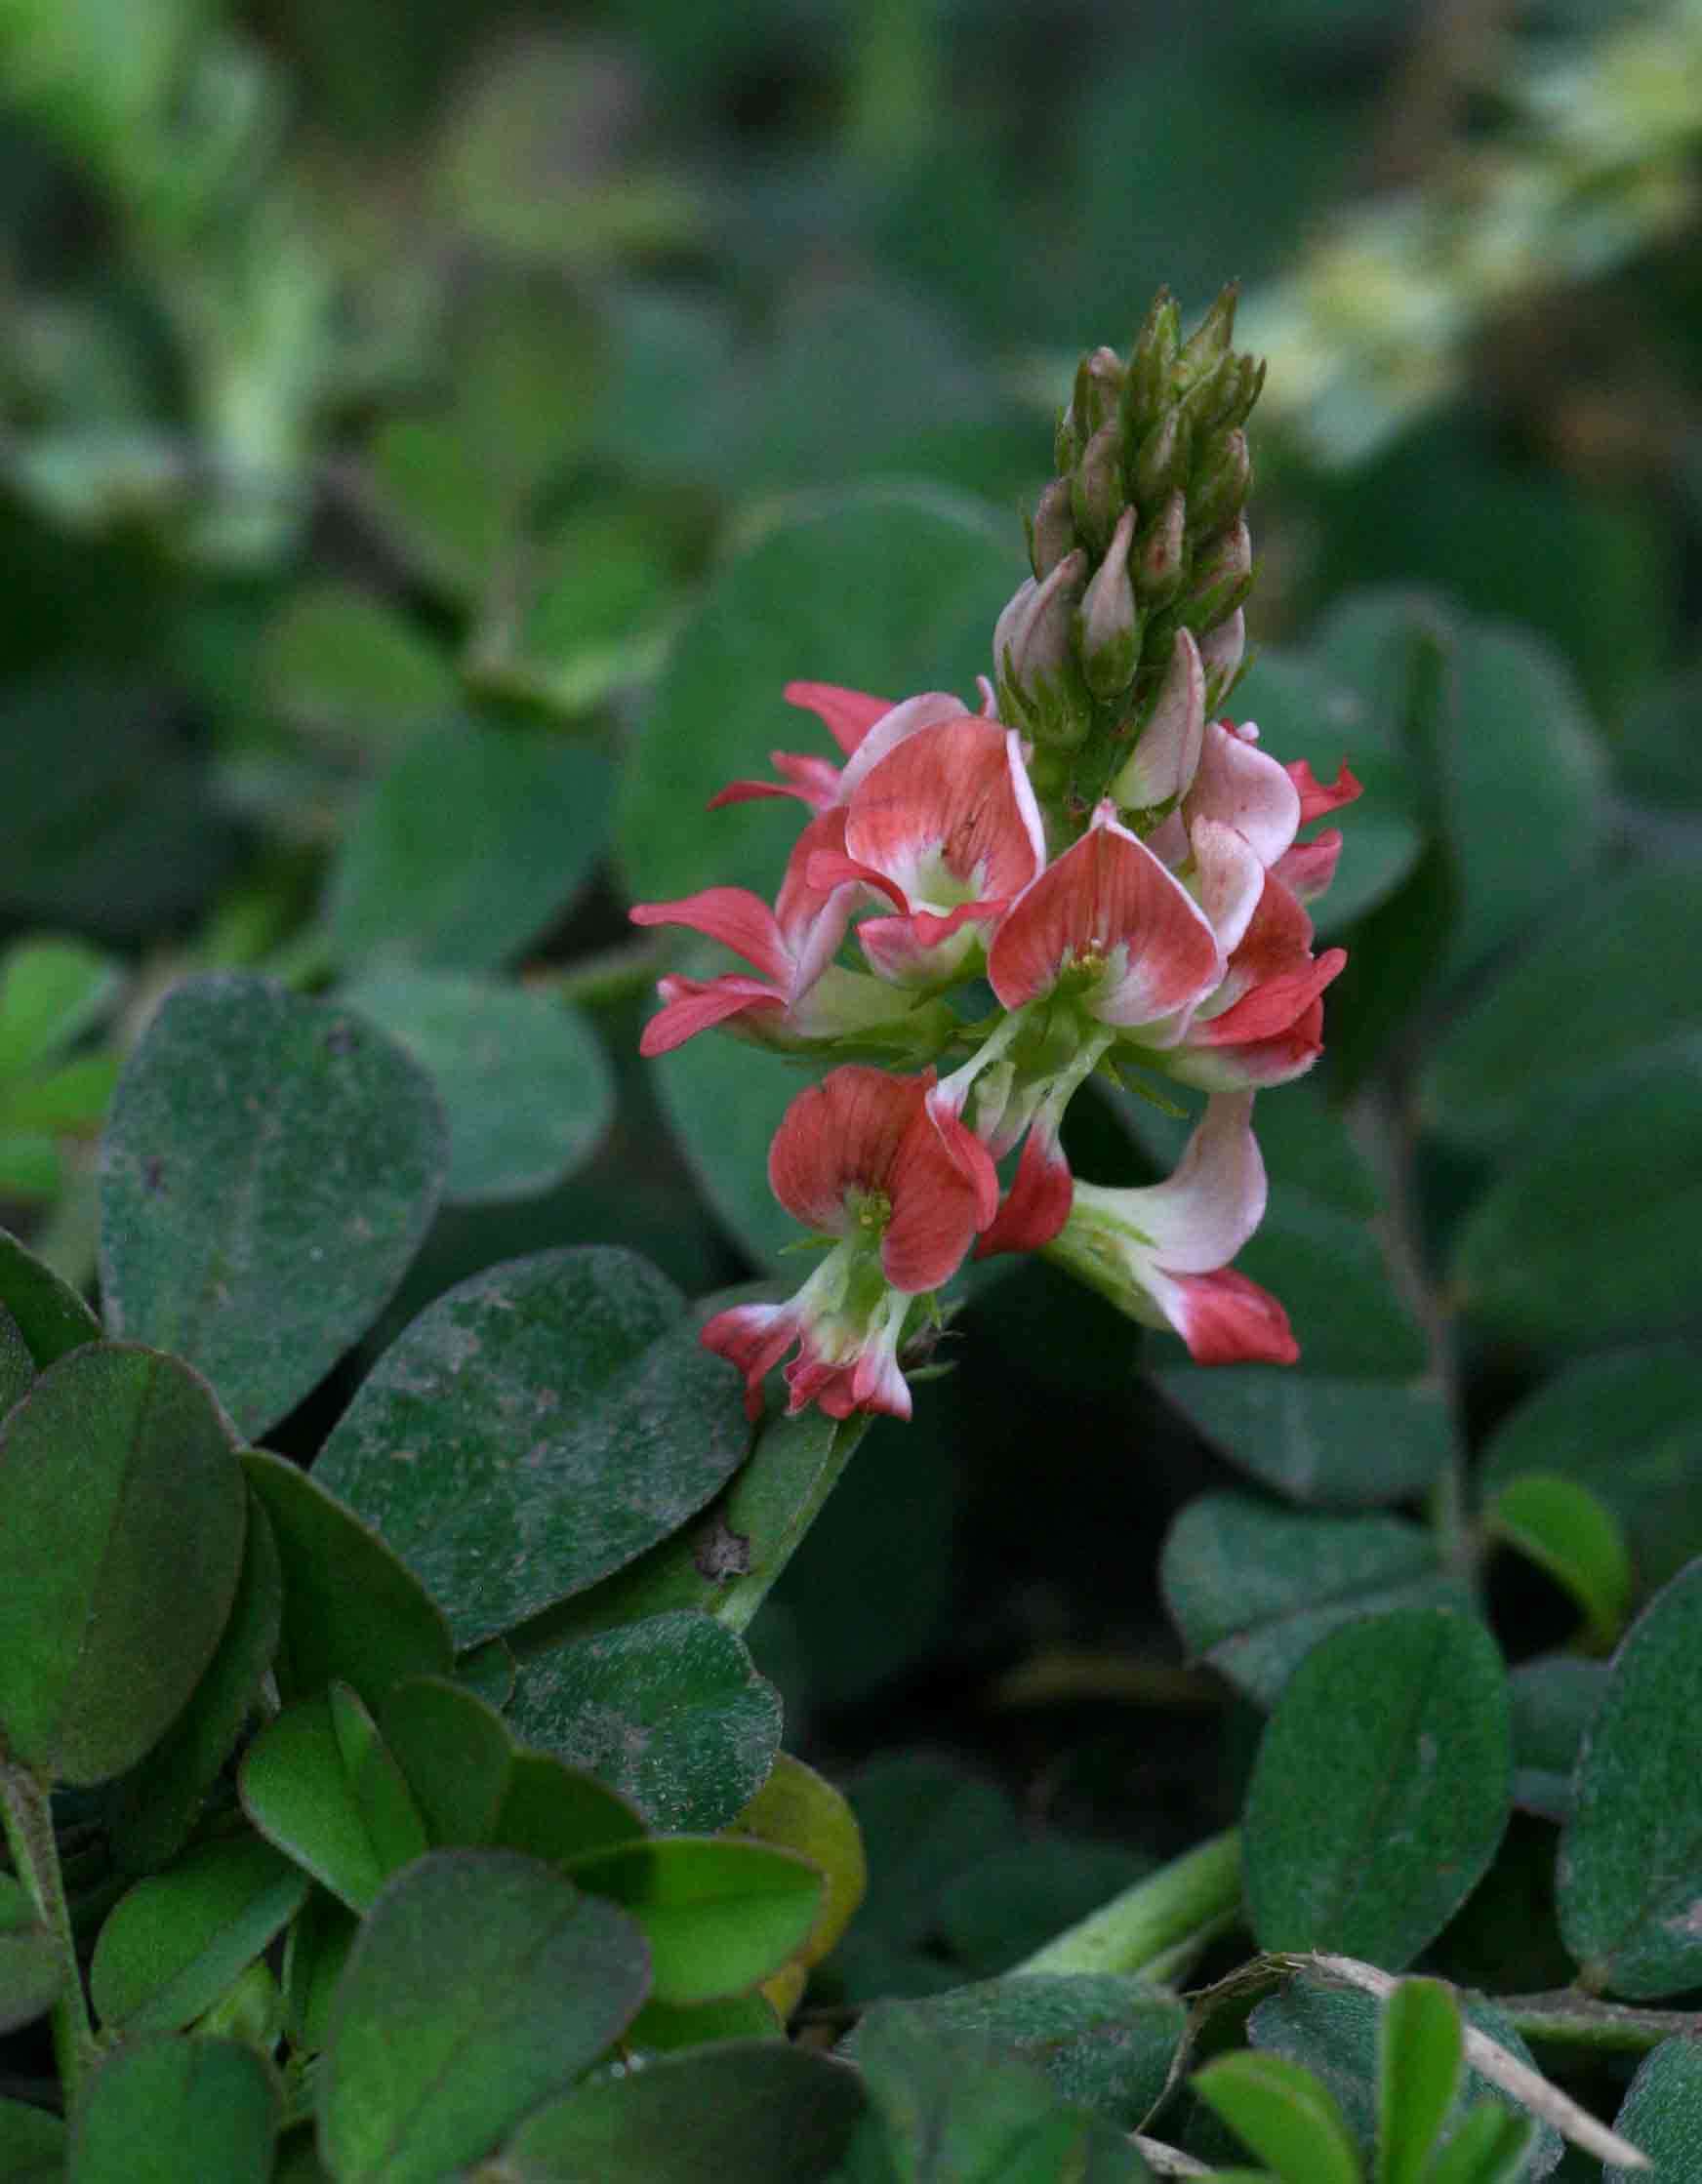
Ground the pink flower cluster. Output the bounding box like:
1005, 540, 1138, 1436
631, 661, 1358, 1424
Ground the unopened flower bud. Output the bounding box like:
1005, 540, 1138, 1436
1054, 402, 1079, 475
1134, 491, 1188, 608
1028, 476, 1077, 581
1189, 428, 1251, 540
1075, 507, 1142, 701
1074, 345, 1126, 437
994, 549, 1093, 748
1185, 349, 1266, 437
1184, 517, 1252, 628
1071, 420, 1124, 553
1177, 283, 1238, 388
1132, 408, 1191, 509
1125, 290, 1182, 427
1199, 608, 1246, 706
1111, 625, 1204, 808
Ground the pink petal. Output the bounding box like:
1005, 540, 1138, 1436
702, 1300, 804, 1420
804, 846, 910, 912
1167, 997, 1329, 1090
1191, 816, 1266, 955
775, 808, 867, 991
766, 1067, 927, 1236
638, 975, 785, 1057
1124, 1092, 1267, 1273
845, 719, 1045, 904
1111, 627, 1205, 808
1273, 829, 1344, 904
708, 749, 844, 813
629, 886, 790, 984
856, 903, 993, 988
988, 810, 1222, 1029
784, 680, 895, 757
1162, 1269, 1299, 1365
977, 1122, 1074, 1256
1184, 720, 1303, 868
1287, 759, 1363, 826
835, 691, 976, 801
1195, 947, 1346, 1045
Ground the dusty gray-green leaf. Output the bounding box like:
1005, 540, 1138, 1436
1244, 1607, 1512, 1967
313, 1247, 748, 1648
507, 1610, 782, 1834
1560, 1560, 1702, 1997
1155, 1368, 1455, 1509
339, 968, 614, 1204
321, 1849, 651, 2183
68, 2036, 279, 2184
325, 722, 612, 974
1160, 1493, 1453, 1707
90, 1833, 308, 2034
503, 2041, 864, 2182
1509, 1657, 1607, 1823
100, 973, 446, 1437
0, 1343, 244, 1785
1605, 2036, 1702, 2183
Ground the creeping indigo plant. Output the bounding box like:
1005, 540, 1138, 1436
0, 196, 1697, 2178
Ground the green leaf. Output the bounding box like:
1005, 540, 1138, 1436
89, 1833, 308, 2034
502, 2042, 865, 2182
373, 1676, 513, 1846
0, 1875, 61, 2035
651, 1032, 811, 1269
509, 484, 692, 713
1484, 1475, 1633, 1651
624, 1990, 782, 2053
565, 1836, 822, 2005
507, 1610, 782, 1834
1155, 1369, 1455, 1510
242, 1449, 453, 1707
0, 2096, 63, 2183
0, 1304, 31, 1415
1508, 1658, 1607, 1824
1420, 862, 1702, 1150
0, 934, 121, 1075
455, 1637, 515, 1708
1193, 2052, 1359, 2184
324, 723, 613, 975
313, 1247, 748, 1647
0, 1343, 245, 1785
1160, 1494, 1453, 1707
1449, 1046, 1702, 1350
1244, 1607, 1511, 1967
1604, 2035, 1702, 2183
488, 1748, 646, 1865
100, 973, 446, 1438
1559, 1560, 1702, 1997
367, 417, 511, 603
842, 1976, 1185, 2130
846, 2006, 1153, 2182
0, 1224, 99, 1365
1377, 1978, 1462, 2184
839, 1754, 1024, 1962
1479, 1342, 1702, 1593
936, 1840, 1154, 1980
67, 2036, 278, 2184
320, 1849, 651, 2183
1423, 2107, 1536, 2184
238, 1688, 427, 1914
260, 584, 457, 746
732, 1752, 868, 1973
338, 968, 614, 1205
281, 1885, 356, 2053
1249, 1980, 1561, 2178
105, 1486, 283, 1873
617, 485, 1016, 914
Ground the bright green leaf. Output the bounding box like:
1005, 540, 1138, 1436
374, 1677, 513, 1846
731, 1752, 867, 1972
281, 1886, 357, 2054
1484, 1474, 1633, 1652
89, 1833, 307, 2034
1193, 2051, 1359, 2184
488, 1748, 646, 1866
0, 1343, 245, 1785
565, 1836, 822, 2005
321, 1849, 651, 2183
313, 1247, 748, 1647
1377, 1978, 1462, 2184
238, 1688, 426, 1914
100, 973, 446, 1438
1244, 1608, 1511, 1967
0, 934, 121, 1076
1559, 1560, 1702, 1997
1423, 2105, 1536, 2184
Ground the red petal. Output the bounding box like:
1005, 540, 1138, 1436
639, 976, 784, 1057
702, 1300, 802, 1420
766, 1067, 928, 1234
629, 886, 790, 983
988, 814, 1221, 1028
785, 680, 894, 756
1196, 947, 1346, 1045
1286, 759, 1363, 826
1166, 1269, 1299, 1365
1273, 829, 1343, 903
977, 1124, 1074, 1256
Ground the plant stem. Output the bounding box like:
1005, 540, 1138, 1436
1499, 1990, 1702, 2055
0, 1742, 94, 2108
1011, 1827, 1241, 1979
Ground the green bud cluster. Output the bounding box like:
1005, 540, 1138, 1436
999, 286, 1266, 842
